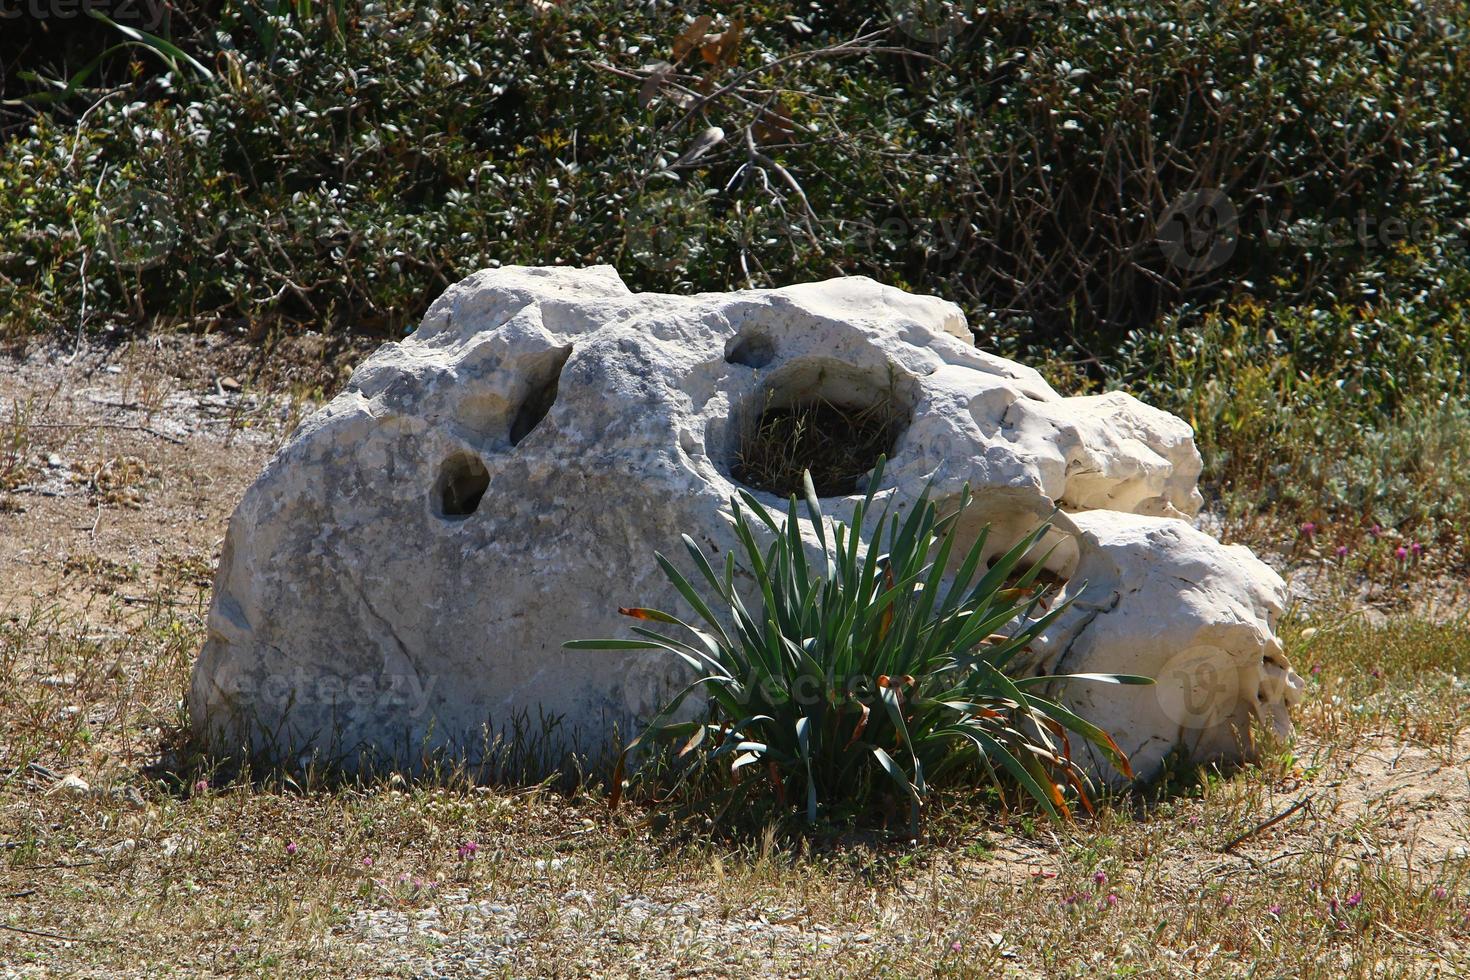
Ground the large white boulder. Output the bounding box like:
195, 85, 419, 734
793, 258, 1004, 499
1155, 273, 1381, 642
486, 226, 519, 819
189, 265, 1302, 783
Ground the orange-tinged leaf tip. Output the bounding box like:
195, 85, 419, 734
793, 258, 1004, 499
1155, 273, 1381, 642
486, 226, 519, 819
1103, 734, 1136, 779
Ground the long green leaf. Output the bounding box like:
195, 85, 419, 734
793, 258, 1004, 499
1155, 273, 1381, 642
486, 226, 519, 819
965, 728, 1062, 823
88, 10, 216, 80
870, 746, 921, 835
795, 716, 817, 824
1013, 672, 1156, 688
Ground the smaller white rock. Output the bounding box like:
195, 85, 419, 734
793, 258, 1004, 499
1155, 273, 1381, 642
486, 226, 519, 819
105, 786, 148, 810
50, 774, 90, 798
95, 838, 138, 859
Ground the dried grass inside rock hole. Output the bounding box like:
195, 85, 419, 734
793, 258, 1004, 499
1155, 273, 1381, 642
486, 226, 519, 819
732, 396, 899, 498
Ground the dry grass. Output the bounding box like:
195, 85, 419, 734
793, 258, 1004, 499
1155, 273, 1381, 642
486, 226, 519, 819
732, 396, 899, 498
3, 560, 1470, 976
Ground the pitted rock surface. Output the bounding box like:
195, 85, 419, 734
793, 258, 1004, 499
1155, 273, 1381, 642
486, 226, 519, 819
190, 265, 1301, 781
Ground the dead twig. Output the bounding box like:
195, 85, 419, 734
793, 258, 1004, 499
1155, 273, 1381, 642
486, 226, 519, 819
23, 422, 185, 445
0, 922, 97, 943
1, 860, 106, 872
1218, 794, 1315, 853
25, 762, 59, 782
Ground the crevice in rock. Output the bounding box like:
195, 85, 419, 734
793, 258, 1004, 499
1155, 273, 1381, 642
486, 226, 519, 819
510, 345, 572, 446
1036, 590, 1120, 677
725, 360, 912, 498
349, 577, 426, 698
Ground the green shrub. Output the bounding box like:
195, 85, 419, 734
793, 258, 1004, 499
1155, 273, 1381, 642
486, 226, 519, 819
567, 463, 1147, 833
1112, 296, 1470, 566
4, 0, 1469, 351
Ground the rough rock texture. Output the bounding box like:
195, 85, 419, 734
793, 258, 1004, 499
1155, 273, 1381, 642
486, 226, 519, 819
1028, 511, 1304, 782
189, 265, 1303, 783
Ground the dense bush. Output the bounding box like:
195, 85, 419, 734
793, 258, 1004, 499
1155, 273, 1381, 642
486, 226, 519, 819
1114, 295, 1470, 563
568, 465, 1144, 831
3, 0, 1468, 345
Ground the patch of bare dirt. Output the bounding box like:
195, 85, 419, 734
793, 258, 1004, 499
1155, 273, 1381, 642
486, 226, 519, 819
1295, 733, 1470, 871
0, 333, 363, 618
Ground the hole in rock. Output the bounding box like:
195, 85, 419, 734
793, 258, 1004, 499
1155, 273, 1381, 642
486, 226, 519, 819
725, 332, 775, 369
939, 499, 1081, 586
729, 363, 908, 498
510, 345, 572, 447
985, 553, 1072, 590
435, 453, 490, 519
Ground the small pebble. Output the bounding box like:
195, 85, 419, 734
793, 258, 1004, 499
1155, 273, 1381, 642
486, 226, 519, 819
108, 786, 147, 809
95, 838, 137, 859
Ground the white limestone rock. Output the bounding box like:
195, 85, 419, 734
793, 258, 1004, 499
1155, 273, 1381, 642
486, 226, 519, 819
1024, 511, 1305, 786
189, 265, 1302, 782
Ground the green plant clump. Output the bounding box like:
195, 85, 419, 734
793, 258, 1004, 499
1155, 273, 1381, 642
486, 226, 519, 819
1111, 297, 1470, 561
567, 461, 1150, 833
